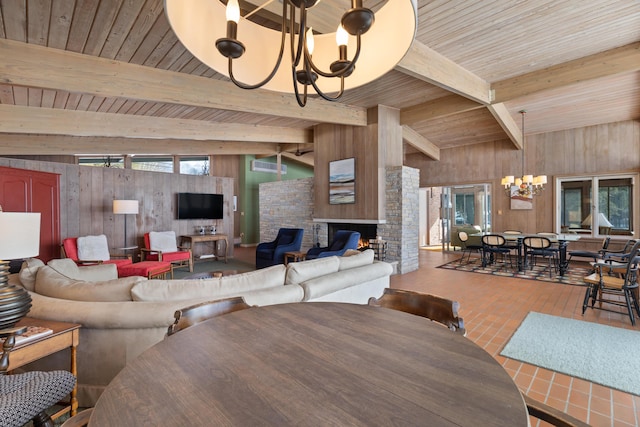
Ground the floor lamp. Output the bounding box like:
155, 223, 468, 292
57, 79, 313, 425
0, 211, 41, 329
113, 200, 139, 249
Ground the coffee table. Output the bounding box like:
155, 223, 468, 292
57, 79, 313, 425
183, 269, 238, 279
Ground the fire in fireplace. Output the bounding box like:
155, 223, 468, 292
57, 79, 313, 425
327, 223, 377, 249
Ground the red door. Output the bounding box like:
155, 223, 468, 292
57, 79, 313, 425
0, 166, 60, 262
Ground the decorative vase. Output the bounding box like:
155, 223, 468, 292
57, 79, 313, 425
0, 262, 32, 329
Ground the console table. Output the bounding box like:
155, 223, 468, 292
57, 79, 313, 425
180, 234, 228, 263
9, 318, 81, 419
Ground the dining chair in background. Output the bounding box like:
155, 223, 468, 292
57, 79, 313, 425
368, 288, 466, 335
481, 234, 513, 270
523, 236, 558, 278
167, 296, 252, 336
583, 240, 640, 325
568, 236, 610, 266
457, 231, 482, 264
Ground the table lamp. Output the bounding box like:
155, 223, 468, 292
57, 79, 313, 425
0, 211, 41, 329
113, 200, 139, 248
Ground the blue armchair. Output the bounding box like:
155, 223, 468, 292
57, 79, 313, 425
306, 230, 360, 260
255, 228, 304, 269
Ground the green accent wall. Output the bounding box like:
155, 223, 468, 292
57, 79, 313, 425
239, 155, 313, 245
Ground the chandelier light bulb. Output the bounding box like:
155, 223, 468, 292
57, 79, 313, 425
226, 0, 240, 23
336, 25, 349, 47
306, 27, 315, 55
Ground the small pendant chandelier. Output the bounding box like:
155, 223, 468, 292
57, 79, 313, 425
501, 110, 547, 197
165, 0, 417, 107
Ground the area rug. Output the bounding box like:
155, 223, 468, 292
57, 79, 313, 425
437, 257, 591, 286
501, 312, 640, 396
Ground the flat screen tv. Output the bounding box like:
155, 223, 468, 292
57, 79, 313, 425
177, 192, 223, 220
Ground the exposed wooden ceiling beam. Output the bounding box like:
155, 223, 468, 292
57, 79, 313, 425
281, 152, 314, 167
400, 94, 484, 125
492, 42, 640, 102
402, 125, 440, 160
0, 39, 367, 126
396, 41, 492, 105
0, 134, 281, 155
0, 105, 312, 143
486, 103, 523, 150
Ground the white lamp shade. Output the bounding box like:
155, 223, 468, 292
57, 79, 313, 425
165, 0, 417, 94
597, 213, 613, 228
0, 212, 41, 259
113, 200, 139, 215
581, 214, 592, 227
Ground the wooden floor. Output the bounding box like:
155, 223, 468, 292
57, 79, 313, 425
233, 246, 639, 427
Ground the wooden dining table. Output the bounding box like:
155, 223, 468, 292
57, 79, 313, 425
89, 302, 529, 426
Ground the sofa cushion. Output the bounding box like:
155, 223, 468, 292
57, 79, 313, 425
285, 256, 340, 285
241, 284, 304, 306
19, 258, 45, 291
77, 235, 111, 261
338, 249, 374, 271
149, 231, 178, 253
47, 258, 118, 282
35, 265, 141, 302
299, 262, 392, 301
131, 264, 287, 302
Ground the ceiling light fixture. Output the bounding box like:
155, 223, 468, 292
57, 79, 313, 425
501, 110, 547, 197
165, 0, 417, 107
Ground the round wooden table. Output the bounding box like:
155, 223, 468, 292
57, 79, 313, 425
90, 303, 529, 426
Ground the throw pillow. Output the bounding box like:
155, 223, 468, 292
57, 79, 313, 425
338, 249, 374, 271
77, 234, 111, 261
149, 231, 178, 253
18, 258, 45, 291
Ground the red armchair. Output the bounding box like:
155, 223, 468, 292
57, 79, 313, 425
141, 231, 193, 272
61, 235, 132, 267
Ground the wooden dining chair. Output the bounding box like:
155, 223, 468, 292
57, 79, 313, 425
368, 288, 465, 335
524, 395, 590, 427
60, 408, 93, 427
582, 240, 640, 325
167, 296, 252, 336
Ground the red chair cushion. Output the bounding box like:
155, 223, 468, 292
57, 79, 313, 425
62, 238, 80, 261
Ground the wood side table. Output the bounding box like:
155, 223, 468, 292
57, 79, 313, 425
8, 318, 81, 419
180, 234, 228, 263
284, 250, 306, 265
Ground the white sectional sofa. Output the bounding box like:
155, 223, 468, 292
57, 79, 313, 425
10, 249, 392, 406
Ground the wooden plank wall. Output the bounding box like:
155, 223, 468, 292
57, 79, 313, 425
406, 120, 640, 246
0, 157, 235, 260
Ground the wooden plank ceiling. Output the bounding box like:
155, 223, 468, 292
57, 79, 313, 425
0, 0, 638, 163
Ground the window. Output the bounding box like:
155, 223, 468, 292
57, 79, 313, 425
131, 157, 173, 173
180, 157, 209, 175
77, 156, 124, 168
557, 174, 635, 237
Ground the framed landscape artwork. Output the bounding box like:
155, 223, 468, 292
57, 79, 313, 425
510, 185, 533, 210
329, 158, 355, 204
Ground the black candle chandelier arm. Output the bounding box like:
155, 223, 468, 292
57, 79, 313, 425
226, 0, 290, 90
305, 34, 361, 78
292, 66, 309, 107
292, 4, 307, 69
307, 72, 346, 102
